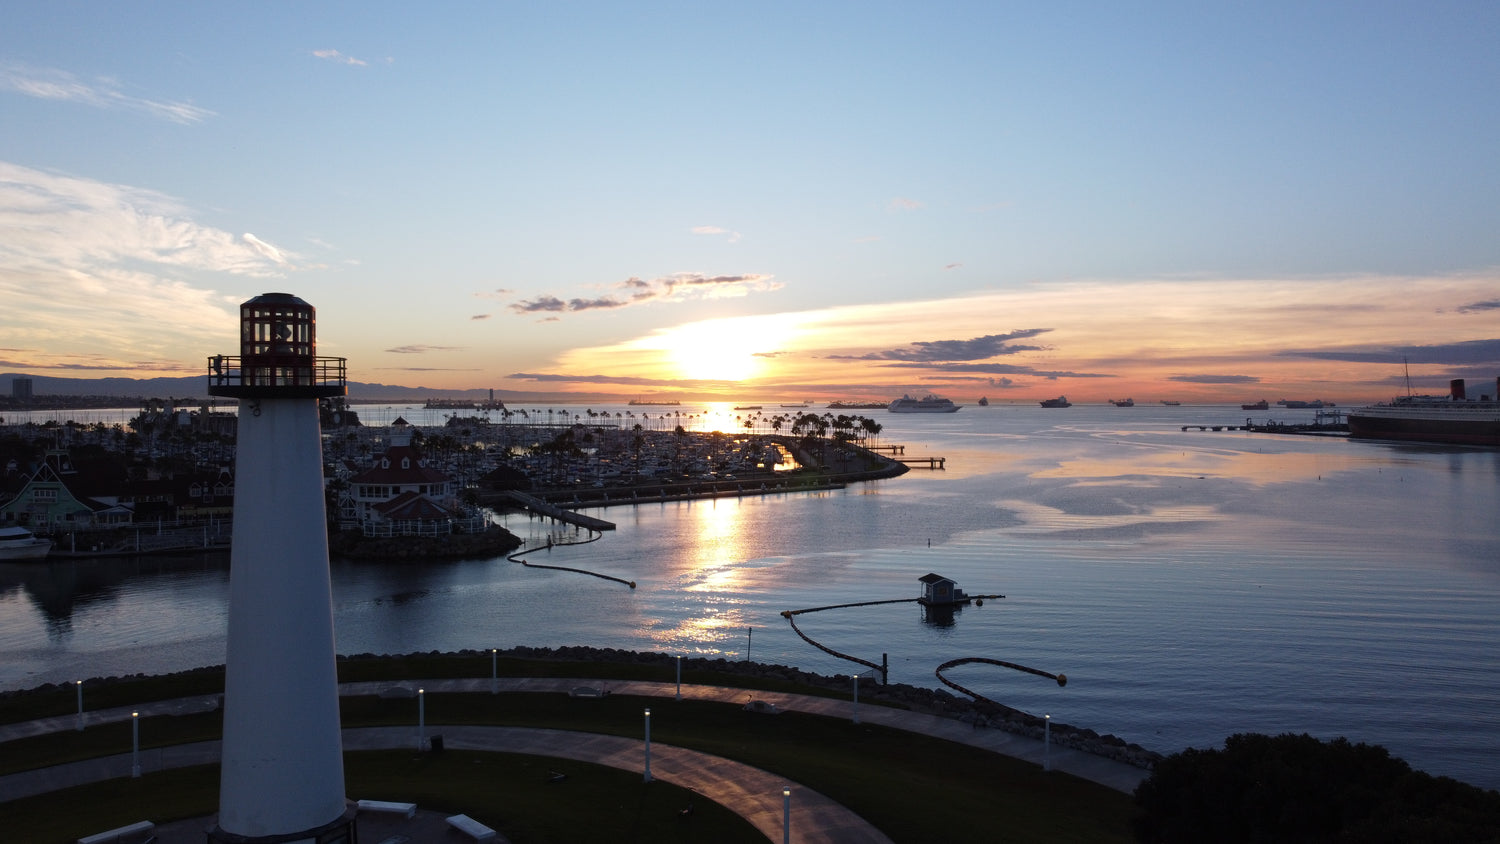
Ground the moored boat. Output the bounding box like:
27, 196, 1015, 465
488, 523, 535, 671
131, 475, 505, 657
1242, 400, 1269, 410
1109, 398, 1135, 407
1039, 396, 1071, 408
1348, 378, 1500, 446
0, 526, 53, 561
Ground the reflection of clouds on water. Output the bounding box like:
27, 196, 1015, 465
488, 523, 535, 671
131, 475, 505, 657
996, 499, 1220, 539
1035, 448, 1377, 487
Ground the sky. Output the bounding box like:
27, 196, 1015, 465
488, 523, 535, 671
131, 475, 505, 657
2, 1, 1498, 404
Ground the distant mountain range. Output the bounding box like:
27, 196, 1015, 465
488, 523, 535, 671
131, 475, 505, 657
0, 373, 599, 404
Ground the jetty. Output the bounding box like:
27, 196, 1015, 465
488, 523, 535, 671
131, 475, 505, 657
498, 491, 616, 531
1183, 411, 1348, 436
896, 456, 946, 469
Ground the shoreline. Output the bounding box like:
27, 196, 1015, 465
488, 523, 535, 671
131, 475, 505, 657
3, 644, 1163, 772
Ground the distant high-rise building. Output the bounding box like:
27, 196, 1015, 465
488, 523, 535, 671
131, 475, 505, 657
12, 377, 33, 401
206, 293, 356, 843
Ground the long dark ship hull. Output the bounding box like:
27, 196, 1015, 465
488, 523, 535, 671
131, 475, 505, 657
1348, 378, 1500, 446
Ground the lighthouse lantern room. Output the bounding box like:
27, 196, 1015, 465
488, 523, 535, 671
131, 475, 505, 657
208, 292, 345, 399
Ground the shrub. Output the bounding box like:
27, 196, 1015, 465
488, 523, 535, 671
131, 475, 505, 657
1132, 732, 1500, 843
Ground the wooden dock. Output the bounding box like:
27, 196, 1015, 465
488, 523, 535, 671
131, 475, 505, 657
499, 491, 616, 531
896, 456, 946, 469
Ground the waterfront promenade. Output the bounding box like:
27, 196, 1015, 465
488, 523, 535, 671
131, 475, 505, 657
1, 677, 1146, 842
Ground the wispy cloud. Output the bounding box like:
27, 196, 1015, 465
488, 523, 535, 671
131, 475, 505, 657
312, 49, 368, 67
0, 62, 213, 124
1280, 340, 1500, 366
887, 361, 1114, 379
385, 345, 468, 355
0, 161, 298, 372
510, 272, 778, 316
1455, 300, 1500, 314
888, 197, 924, 212
826, 330, 1051, 362
691, 225, 742, 243
0, 163, 297, 276
509, 372, 737, 387
1168, 374, 1263, 384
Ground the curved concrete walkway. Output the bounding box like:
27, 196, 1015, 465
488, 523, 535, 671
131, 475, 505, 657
1, 677, 1147, 841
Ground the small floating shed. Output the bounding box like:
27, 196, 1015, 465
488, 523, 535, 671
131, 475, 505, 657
917, 572, 969, 607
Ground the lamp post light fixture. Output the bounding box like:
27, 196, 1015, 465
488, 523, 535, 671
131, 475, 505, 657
1043, 713, 1051, 772
75, 680, 84, 731
418, 688, 426, 751
675, 655, 682, 701
131, 711, 141, 778
643, 707, 653, 782
782, 786, 791, 844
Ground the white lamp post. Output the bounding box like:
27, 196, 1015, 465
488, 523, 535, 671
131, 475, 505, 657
131, 711, 141, 778
675, 655, 682, 701
643, 708, 653, 782
75, 680, 84, 731
418, 688, 426, 751
782, 786, 791, 844
1043, 713, 1051, 771
851, 673, 860, 724
491, 649, 498, 695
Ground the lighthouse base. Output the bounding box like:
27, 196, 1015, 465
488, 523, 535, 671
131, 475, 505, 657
205, 804, 357, 844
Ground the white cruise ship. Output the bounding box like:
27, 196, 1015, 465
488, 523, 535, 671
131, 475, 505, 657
888, 394, 961, 413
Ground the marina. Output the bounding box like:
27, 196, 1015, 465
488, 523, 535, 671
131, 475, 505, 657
1, 403, 1498, 792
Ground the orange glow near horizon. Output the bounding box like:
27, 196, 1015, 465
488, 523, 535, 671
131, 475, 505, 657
535, 274, 1499, 405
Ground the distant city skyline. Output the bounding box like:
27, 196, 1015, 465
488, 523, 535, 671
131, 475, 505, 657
2, 3, 1498, 403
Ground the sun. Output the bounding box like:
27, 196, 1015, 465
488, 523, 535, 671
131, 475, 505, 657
659, 316, 790, 382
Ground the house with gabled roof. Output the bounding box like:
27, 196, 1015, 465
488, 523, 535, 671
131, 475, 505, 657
339, 426, 480, 536
0, 450, 133, 533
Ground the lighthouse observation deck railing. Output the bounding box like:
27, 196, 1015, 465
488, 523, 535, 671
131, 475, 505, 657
206, 355, 347, 397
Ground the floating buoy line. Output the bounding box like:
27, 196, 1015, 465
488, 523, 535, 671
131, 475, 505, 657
508, 531, 636, 588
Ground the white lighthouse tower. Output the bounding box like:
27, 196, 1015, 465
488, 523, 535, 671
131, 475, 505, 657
207, 293, 356, 843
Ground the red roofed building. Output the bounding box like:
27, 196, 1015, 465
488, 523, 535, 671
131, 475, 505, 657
340, 426, 471, 536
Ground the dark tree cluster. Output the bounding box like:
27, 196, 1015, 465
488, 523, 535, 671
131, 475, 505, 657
1133, 732, 1500, 843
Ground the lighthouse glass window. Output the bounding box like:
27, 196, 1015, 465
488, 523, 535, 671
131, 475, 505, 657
247, 304, 312, 358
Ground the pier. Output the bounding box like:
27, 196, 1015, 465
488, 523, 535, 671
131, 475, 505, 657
1183, 411, 1348, 436
498, 491, 616, 531
867, 444, 906, 455
896, 456, 946, 469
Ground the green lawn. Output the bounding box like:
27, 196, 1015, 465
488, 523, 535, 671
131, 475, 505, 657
1, 654, 1139, 843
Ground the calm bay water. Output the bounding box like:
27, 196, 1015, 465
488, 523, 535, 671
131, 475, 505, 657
3, 402, 1498, 789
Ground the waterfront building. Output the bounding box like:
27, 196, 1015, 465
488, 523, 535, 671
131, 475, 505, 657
338, 425, 473, 536
0, 450, 133, 532
207, 293, 356, 843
